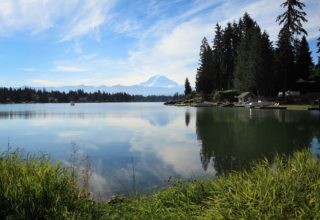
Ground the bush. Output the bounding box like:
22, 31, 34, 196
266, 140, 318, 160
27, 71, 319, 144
213, 90, 239, 102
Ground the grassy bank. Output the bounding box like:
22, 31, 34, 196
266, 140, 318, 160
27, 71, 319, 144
1, 150, 320, 219
0, 150, 100, 219
102, 149, 320, 219
279, 104, 312, 110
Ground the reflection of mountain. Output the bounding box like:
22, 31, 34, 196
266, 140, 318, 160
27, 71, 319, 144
146, 112, 175, 127
136, 105, 179, 127
196, 108, 320, 175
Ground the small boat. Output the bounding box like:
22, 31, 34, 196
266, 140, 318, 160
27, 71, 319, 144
70, 101, 75, 106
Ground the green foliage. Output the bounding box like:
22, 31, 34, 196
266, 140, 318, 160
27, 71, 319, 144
203, 150, 320, 219
100, 149, 320, 219
1, 149, 319, 219
275, 32, 296, 94
184, 78, 192, 96
0, 150, 99, 219
234, 14, 276, 95
0, 87, 175, 103
196, 37, 214, 94
317, 29, 320, 66
213, 90, 239, 102
275, 0, 308, 96
276, 0, 308, 41
234, 15, 260, 92
295, 36, 313, 80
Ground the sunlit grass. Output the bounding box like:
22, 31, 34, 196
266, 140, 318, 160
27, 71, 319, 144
0, 150, 100, 219
279, 104, 312, 110
101, 149, 320, 219
1, 149, 319, 219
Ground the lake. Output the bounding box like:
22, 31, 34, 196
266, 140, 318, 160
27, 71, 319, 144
0, 103, 319, 199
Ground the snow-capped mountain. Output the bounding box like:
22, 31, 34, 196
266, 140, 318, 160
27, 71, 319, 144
40, 75, 184, 96
139, 75, 179, 88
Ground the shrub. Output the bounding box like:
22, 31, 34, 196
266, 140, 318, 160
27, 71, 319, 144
213, 90, 239, 102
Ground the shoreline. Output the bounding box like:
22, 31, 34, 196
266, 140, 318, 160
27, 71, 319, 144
1, 149, 319, 218
165, 101, 320, 111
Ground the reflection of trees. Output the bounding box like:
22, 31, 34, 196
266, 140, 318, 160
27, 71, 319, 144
0, 111, 37, 119
185, 111, 190, 127
196, 108, 320, 175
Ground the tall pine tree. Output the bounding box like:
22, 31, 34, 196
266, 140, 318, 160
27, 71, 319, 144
317, 29, 320, 65
212, 24, 223, 90
256, 32, 276, 96
234, 13, 260, 92
295, 36, 312, 80
276, 0, 308, 95
276, 0, 308, 41
196, 37, 214, 94
184, 78, 192, 96
221, 23, 238, 90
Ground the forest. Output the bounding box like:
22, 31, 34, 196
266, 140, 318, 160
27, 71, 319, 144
0, 87, 179, 103
194, 0, 320, 97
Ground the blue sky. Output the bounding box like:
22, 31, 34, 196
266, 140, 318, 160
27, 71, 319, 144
0, 0, 319, 87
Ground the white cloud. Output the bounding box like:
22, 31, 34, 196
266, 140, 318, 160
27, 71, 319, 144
18, 68, 36, 72
3, 0, 318, 87
60, 0, 116, 42
124, 0, 319, 86
30, 79, 65, 87
53, 65, 87, 73
57, 131, 87, 139
0, 0, 117, 41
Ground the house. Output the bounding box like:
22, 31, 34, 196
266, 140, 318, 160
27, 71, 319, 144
237, 92, 257, 103
278, 91, 300, 97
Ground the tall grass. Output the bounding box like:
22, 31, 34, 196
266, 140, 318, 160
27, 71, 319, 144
0, 150, 99, 219
101, 150, 320, 219
0, 149, 319, 219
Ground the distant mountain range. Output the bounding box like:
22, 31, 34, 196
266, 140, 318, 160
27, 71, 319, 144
37, 75, 184, 96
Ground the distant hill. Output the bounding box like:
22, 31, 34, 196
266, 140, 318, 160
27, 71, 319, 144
39, 75, 184, 96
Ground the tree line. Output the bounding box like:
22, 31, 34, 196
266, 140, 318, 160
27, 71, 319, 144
194, 0, 320, 97
0, 87, 178, 103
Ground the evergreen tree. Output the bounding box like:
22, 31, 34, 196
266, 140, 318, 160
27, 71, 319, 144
276, 0, 308, 96
184, 78, 192, 96
275, 34, 295, 94
317, 29, 320, 65
276, 0, 308, 42
234, 13, 260, 92
221, 23, 238, 90
212, 24, 223, 90
295, 36, 313, 80
256, 32, 276, 96
196, 37, 214, 94
239, 12, 256, 38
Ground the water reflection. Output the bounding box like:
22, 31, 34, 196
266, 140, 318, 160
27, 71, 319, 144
185, 110, 191, 127
0, 103, 207, 199
196, 108, 320, 175
0, 103, 319, 199
311, 137, 320, 157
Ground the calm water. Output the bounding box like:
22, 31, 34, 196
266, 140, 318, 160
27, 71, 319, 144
0, 103, 319, 199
